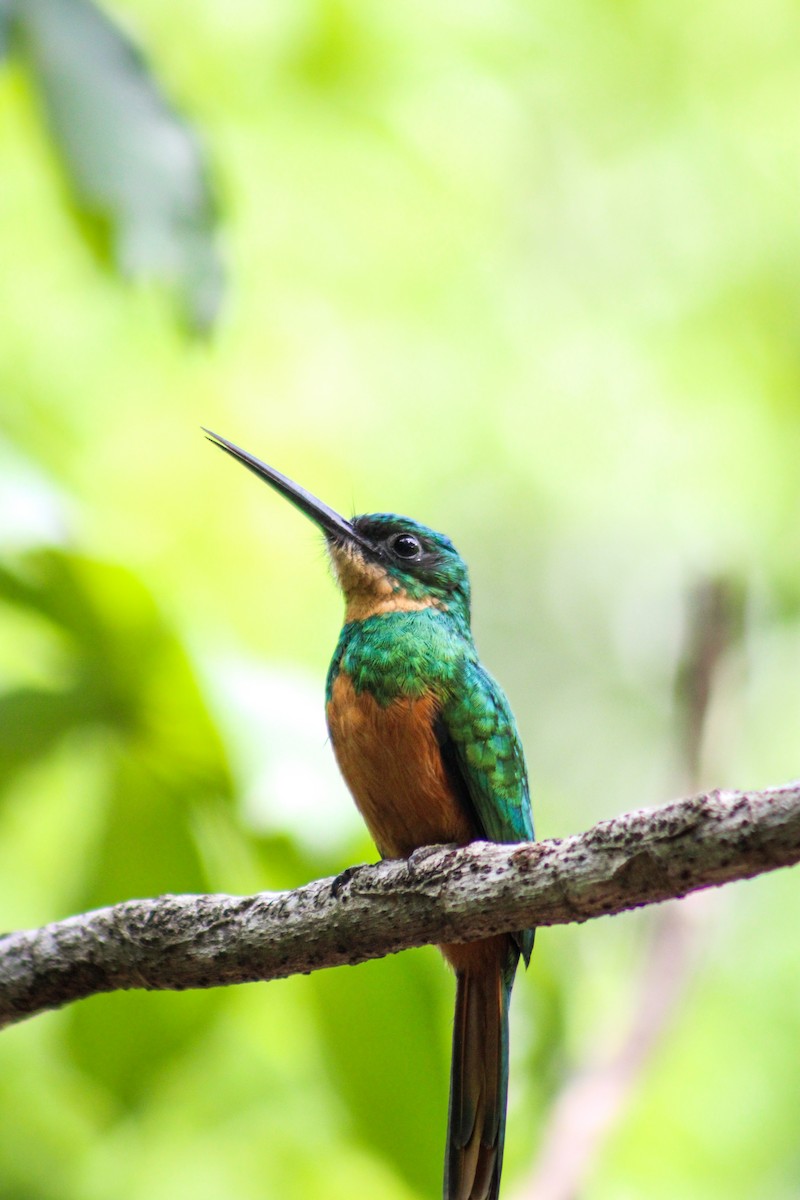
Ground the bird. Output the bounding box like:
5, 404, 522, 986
205, 429, 534, 1200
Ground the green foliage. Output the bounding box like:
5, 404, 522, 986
0, 550, 234, 1120
0, 550, 232, 820
311, 951, 450, 1196
2, 1, 800, 1197
6, 0, 222, 330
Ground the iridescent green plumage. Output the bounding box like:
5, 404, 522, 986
206, 432, 534, 1200
327, 607, 534, 871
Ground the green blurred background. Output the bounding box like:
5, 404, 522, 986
1, 1, 800, 1197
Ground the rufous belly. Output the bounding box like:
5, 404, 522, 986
326, 672, 476, 860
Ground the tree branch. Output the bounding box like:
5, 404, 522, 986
2, 782, 799, 1029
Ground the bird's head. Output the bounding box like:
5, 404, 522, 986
205, 431, 471, 627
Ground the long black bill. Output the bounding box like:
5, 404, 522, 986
203, 429, 375, 552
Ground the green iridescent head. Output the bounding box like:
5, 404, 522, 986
348, 513, 468, 600
204, 430, 471, 626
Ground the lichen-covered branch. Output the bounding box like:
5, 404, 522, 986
1, 783, 799, 1029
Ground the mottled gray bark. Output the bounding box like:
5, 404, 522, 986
1, 783, 799, 1029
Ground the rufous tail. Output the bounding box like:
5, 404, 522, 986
444, 941, 515, 1200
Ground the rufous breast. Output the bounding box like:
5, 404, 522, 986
326, 672, 475, 860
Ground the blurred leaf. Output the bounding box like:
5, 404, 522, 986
519, 946, 569, 1111
0, 0, 9, 61
9, 0, 223, 331
0, 549, 233, 795
0, 549, 232, 1103
76, 753, 215, 910
289, 0, 383, 94
0, 686, 82, 794
67, 988, 224, 1112
311, 950, 449, 1196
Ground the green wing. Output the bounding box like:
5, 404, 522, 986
440, 659, 533, 843
437, 658, 534, 965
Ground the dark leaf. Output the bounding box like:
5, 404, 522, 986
0, 687, 82, 795
0, 0, 9, 61
11, 0, 223, 331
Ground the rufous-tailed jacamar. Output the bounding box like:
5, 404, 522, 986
206, 430, 534, 1200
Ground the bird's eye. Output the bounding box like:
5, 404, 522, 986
390, 532, 422, 560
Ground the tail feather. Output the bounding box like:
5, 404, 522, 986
444, 942, 516, 1200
